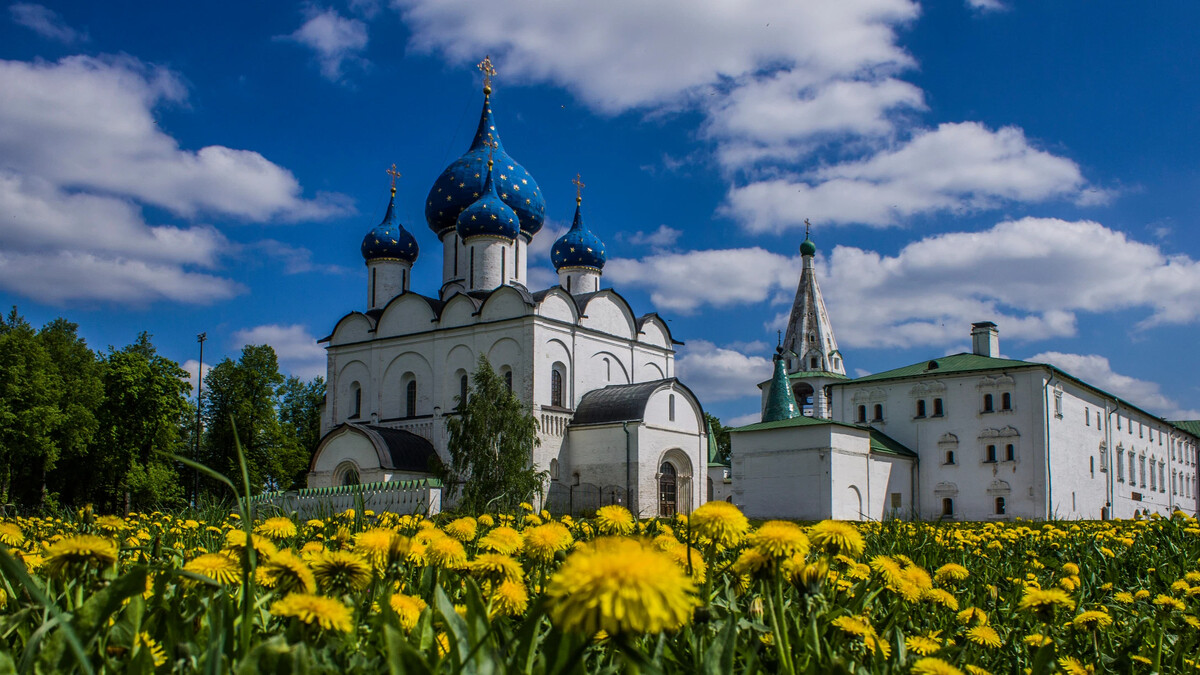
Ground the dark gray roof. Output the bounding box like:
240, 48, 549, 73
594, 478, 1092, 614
571, 378, 680, 426
361, 425, 441, 473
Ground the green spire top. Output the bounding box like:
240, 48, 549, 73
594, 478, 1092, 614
762, 349, 801, 422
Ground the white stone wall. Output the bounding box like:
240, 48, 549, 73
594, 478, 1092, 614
367, 260, 411, 310
558, 269, 600, 294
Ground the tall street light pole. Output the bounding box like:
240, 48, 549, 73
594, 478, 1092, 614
195, 332, 206, 506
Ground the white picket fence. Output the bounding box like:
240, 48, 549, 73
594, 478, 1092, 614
246, 479, 442, 519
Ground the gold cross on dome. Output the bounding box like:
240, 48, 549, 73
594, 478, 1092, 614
477, 55, 496, 92
572, 173, 585, 203
386, 164, 402, 190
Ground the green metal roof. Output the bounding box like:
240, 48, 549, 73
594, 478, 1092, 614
762, 354, 801, 423
731, 415, 838, 432
869, 430, 918, 458
850, 352, 1033, 383
1170, 420, 1200, 438
789, 371, 849, 380
729, 416, 917, 460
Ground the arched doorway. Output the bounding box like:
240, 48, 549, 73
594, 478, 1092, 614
658, 463, 677, 517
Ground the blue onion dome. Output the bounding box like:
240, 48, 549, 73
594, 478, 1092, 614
551, 197, 607, 272
456, 159, 520, 241
361, 187, 418, 263
424, 91, 546, 239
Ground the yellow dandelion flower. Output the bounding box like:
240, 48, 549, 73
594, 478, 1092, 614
808, 521, 865, 558
966, 625, 1003, 648
470, 553, 524, 583
1057, 656, 1094, 675
1072, 610, 1113, 631
270, 593, 353, 632
934, 563, 969, 585
1130, 655, 1152, 665
0, 522, 25, 547
544, 537, 698, 635
354, 528, 398, 570
964, 666, 992, 675
259, 550, 316, 594
523, 522, 573, 563
1114, 591, 1135, 604
732, 548, 772, 577
477, 514, 494, 528
748, 521, 810, 559
688, 501, 750, 548
1019, 588, 1075, 618
594, 505, 636, 536
444, 517, 478, 542
924, 588, 959, 610
44, 535, 118, 577
490, 579, 529, 617
661, 543, 707, 582
426, 534, 467, 570
1023, 633, 1052, 648
133, 632, 167, 667
906, 635, 942, 655
1153, 594, 1185, 611
479, 526, 523, 555
94, 515, 127, 534
1062, 562, 1080, 576
957, 607, 988, 626
523, 514, 543, 527
255, 517, 297, 539
1134, 589, 1150, 600
311, 550, 373, 594
223, 530, 278, 562
910, 657, 964, 675
519, 502, 534, 512
389, 593, 427, 631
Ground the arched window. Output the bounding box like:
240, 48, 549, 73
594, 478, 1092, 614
459, 374, 469, 410
1001, 392, 1012, 410
942, 498, 954, 518
351, 383, 362, 418
504, 370, 513, 393
549, 458, 559, 481
551, 368, 563, 408
405, 379, 417, 418
872, 404, 883, 421
986, 445, 997, 463
995, 497, 1006, 515
933, 398, 944, 416
945, 450, 955, 465
337, 463, 360, 487
1005, 444, 1015, 461
658, 462, 677, 517
983, 394, 994, 412
669, 394, 676, 422
857, 405, 867, 423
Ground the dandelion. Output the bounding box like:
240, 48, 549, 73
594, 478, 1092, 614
477, 514, 494, 528
965, 625, 1003, 648
94, 515, 127, 534
259, 550, 316, 594
1057, 656, 1094, 675
905, 635, 942, 655
255, 517, 298, 540
1072, 610, 1113, 631
389, 593, 427, 631
311, 550, 373, 594
1062, 562, 1080, 576
924, 588, 959, 610
544, 537, 698, 635
1153, 594, 1185, 612
1130, 655, 1152, 665
1018, 587, 1075, 619
808, 521, 865, 558
523, 523, 573, 563
223, 530, 278, 562
1114, 591, 1135, 604
964, 666, 992, 675
934, 563, 969, 585
133, 632, 167, 667
732, 548, 771, 577
0, 523, 25, 547
1023, 633, 1052, 648
956, 607, 988, 626
594, 505, 636, 535
426, 533, 467, 570
354, 528, 398, 570
478, 525, 522, 555
490, 579, 529, 617
270, 593, 353, 632
444, 517, 478, 542
688, 501, 750, 548
470, 553, 524, 583
748, 521, 810, 559
43, 535, 118, 577
910, 658, 964, 675
661, 543, 707, 582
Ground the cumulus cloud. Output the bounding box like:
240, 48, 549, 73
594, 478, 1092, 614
821, 218, 1200, 348
966, 0, 1008, 12
621, 225, 681, 250
181, 358, 213, 396
0, 55, 347, 304
9, 3, 87, 43
233, 324, 327, 380
606, 247, 799, 314
281, 7, 370, 81
725, 123, 1096, 231
1030, 352, 1200, 420
676, 340, 773, 403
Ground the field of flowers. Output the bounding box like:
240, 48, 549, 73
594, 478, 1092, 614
1, 502, 1199, 674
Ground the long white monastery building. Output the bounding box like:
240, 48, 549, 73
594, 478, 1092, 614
732, 234, 1200, 521
307, 65, 707, 517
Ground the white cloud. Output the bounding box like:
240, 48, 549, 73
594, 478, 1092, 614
247, 239, 348, 275
821, 218, 1200, 348
622, 225, 681, 250
0, 54, 347, 305
725, 123, 1094, 231
181, 358, 213, 396
606, 247, 798, 314
1030, 352, 1200, 420
9, 3, 87, 43
726, 411, 762, 428
966, 0, 1007, 12
676, 340, 773, 403
282, 7, 369, 82
233, 324, 327, 380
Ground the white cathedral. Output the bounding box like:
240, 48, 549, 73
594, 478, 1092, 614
306, 64, 706, 518
306, 60, 1200, 522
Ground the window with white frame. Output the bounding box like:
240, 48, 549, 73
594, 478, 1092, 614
1116, 446, 1125, 482
1139, 455, 1146, 487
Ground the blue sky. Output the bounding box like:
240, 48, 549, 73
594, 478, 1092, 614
3, 1, 1199, 426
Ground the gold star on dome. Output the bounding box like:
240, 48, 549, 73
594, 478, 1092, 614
446, 195, 452, 201
513, 185, 520, 191
569, 247, 575, 252
521, 179, 528, 185
474, 173, 481, 178
459, 182, 465, 188
500, 174, 507, 180
473, 192, 480, 197
525, 198, 531, 204
490, 214, 497, 220
508, 165, 514, 170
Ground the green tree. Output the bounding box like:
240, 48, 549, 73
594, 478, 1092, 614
440, 356, 544, 514
86, 333, 190, 511
705, 413, 732, 465
202, 344, 300, 494
39, 318, 103, 507
0, 308, 64, 507
277, 375, 325, 490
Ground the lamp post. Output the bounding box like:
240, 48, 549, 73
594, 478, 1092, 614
194, 332, 206, 505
